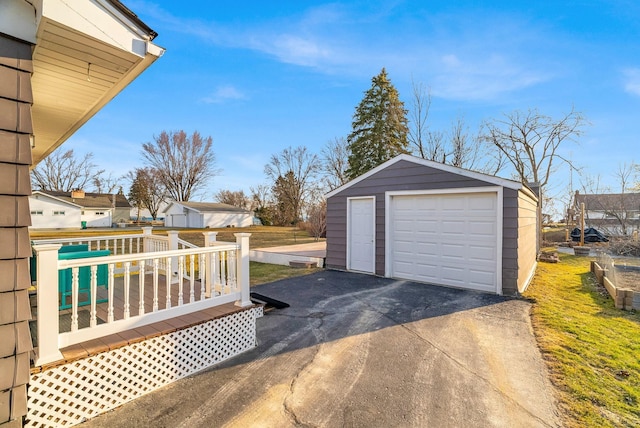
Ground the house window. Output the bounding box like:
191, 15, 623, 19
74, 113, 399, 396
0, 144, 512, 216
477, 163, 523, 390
30, 210, 43, 215
53, 211, 65, 216
95, 211, 105, 215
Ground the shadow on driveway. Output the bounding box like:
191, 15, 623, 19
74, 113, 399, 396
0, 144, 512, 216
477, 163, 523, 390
82, 270, 561, 428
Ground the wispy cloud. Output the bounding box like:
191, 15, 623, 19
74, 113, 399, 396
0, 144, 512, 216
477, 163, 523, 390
201, 85, 247, 104
133, 1, 556, 101
623, 68, 640, 96
430, 52, 550, 101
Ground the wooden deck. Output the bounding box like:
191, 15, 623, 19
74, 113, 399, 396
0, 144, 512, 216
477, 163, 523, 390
65, 272, 215, 325
29, 272, 254, 371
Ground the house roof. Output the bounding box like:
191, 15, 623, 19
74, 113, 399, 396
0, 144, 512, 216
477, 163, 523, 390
37, 191, 131, 209
31, 191, 83, 209
166, 201, 252, 214
575, 192, 640, 212
326, 154, 537, 200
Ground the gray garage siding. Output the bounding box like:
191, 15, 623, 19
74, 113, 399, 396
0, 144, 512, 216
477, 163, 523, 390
499, 188, 538, 295
326, 159, 503, 277
501, 188, 520, 295
516, 190, 539, 292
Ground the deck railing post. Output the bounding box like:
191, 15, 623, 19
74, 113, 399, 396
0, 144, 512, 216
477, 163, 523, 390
167, 231, 180, 283
33, 243, 64, 365
234, 233, 252, 307
141, 226, 153, 253
203, 232, 218, 296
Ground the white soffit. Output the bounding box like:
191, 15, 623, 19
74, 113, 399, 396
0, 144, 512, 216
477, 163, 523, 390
30, 0, 165, 165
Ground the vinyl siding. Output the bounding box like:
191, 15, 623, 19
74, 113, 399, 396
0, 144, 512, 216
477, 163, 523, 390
516, 189, 539, 292
0, 32, 33, 426
327, 158, 538, 296
327, 160, 504, 277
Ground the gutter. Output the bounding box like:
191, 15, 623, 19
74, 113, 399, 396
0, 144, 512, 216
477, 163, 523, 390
107, 0, 158, 40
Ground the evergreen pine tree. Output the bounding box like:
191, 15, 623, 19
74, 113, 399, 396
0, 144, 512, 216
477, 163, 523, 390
346, 68, 409, 179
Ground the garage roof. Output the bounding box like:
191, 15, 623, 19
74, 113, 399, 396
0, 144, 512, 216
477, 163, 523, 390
164, 201, 252, 214
326, 154, 537, 201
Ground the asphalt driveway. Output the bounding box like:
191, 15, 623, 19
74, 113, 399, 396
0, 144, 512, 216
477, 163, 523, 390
82, 270, 561, 428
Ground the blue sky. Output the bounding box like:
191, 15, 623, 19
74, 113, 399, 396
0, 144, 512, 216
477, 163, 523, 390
66, 0, 639, 209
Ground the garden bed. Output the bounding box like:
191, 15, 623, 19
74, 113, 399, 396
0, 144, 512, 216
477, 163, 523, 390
591, 259, 640, 310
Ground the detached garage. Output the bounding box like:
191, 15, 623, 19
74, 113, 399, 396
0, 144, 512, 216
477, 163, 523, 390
163, 201, 254, 228
326, 154, 539, 296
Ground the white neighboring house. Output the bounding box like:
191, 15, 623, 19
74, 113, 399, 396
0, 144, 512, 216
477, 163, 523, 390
164, 201, 253, 228
29, 191, 83, 229
30, 190, 132, 228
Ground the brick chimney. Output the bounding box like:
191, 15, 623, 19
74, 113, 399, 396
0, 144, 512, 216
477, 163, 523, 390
71, 189, 85, 199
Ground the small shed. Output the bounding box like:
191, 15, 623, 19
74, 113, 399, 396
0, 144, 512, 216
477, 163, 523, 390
326, 154, 539, 296
163, 201, 253, 228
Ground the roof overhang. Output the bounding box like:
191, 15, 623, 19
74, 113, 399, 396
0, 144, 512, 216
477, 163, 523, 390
326, 154, 538, 202
27, 0, 164, 165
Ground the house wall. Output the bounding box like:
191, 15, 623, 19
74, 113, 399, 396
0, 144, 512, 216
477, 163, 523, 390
0, 23, 34, 427
129, 206, 167, 221
113, 207, 130, 224
187, 210, 202, 228
29, 195, 81, 228
203, 212, 253, 228
81, 209, 111, 227
326, 160, 504, 277
163, 204, 186, 227
583, 217, 640, 236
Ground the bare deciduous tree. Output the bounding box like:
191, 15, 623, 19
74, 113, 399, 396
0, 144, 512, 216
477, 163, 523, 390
321, 137, 350, 190
92, 172, 122, 194
214, 190, 251, 210
31, 148, 104, 192
481, 107, 586, 195
127, 168, 167, 221
408, 83, 496, 172
141, 130, 218, 201
264, 146, 320, 223
482, 107, 586, 247
250, 184, 274, 226
304, 199, 326, 241
408, 81, 432, 159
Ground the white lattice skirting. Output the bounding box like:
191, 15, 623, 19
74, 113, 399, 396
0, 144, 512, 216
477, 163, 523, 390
27, 307, 263, 428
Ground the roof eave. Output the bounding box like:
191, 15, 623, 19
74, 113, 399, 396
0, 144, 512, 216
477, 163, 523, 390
326, 154, 528, 199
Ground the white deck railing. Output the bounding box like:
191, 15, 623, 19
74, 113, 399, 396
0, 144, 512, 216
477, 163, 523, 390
31, 230, 252, 366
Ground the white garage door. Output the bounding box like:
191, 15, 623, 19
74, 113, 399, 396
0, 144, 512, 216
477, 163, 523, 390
389, 192, 499, 293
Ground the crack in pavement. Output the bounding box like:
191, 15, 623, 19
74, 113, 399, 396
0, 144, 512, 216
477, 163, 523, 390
357, 297, 556, 428
282, 314, 325, 428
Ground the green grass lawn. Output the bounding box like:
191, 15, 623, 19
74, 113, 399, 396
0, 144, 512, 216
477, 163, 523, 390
250, 261, 321, 286
525, 253, 640, 427
30, 226, 324, 249
179, 225, 323, 248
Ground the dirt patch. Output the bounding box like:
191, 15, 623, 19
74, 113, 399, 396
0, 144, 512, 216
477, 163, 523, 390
614, 264, 640, 291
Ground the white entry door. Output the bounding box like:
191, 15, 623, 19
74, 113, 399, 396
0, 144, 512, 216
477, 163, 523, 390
348, 197, 375, 273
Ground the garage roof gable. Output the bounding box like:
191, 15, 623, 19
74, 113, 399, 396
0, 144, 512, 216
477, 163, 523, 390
326, 154, 535, 200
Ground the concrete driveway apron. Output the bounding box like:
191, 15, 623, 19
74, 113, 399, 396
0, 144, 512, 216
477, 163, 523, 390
82, 270, 561, 428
